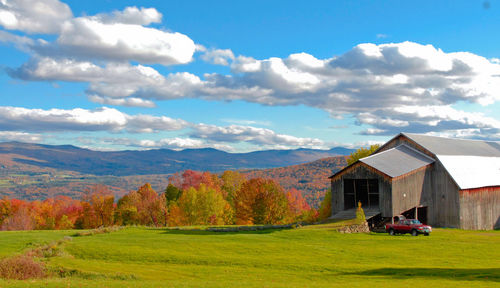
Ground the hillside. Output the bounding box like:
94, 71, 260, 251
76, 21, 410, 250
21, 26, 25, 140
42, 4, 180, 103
0, 227, 498, 286
0, 142, 352, 202
242, 156, 348, 207
0, 142, 352, 175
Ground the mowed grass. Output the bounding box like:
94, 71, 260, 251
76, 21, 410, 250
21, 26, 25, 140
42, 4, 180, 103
0, 226, 499, 287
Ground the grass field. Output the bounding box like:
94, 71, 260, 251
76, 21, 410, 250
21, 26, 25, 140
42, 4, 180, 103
0, 225, 499, 287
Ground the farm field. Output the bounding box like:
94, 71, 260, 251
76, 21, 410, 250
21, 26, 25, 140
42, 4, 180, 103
0, 225, 499, 287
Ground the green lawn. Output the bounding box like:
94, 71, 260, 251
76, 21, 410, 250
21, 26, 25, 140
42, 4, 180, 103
0, 226, 499, 287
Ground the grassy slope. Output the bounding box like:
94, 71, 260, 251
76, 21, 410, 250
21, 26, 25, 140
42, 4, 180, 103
0, 226, 499, 287
0, 230, 73, 258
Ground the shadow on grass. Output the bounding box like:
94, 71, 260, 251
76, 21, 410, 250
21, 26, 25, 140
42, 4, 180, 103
348, 267, 500, 282
158, 228, 286, 236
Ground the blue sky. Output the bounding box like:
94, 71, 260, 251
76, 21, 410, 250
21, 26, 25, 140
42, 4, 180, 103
0, 0, 499, 152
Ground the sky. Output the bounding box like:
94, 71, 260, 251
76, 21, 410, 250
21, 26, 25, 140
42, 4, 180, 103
0, 0, 499, 152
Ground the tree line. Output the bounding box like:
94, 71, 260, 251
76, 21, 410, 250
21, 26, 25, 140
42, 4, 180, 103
0, 170, 331, 230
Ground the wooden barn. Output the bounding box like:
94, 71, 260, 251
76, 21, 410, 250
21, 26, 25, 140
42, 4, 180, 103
329, 133, 500, 230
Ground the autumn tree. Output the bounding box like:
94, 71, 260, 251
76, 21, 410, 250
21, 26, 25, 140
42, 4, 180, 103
76, 185, 115, 228
115, 192, 139, 226
220, 170, 246, 207
178, 184, 228, 225
346, 144, 380, 165
318, 188, 332, 220
116, 183, 167, 226
234, 178, 289, 225
0, 197, 12, 228
286, 188, 311, 221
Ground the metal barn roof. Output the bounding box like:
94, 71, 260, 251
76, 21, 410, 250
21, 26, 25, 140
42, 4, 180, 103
360, 144, 434, 178
403, 133, 500, 157
400, 133, 500, 189
437, 155, 500, 190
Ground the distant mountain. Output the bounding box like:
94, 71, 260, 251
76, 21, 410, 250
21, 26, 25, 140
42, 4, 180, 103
242, 156, 348, 207
0, 142, 354, 176
0, 142, 353, 202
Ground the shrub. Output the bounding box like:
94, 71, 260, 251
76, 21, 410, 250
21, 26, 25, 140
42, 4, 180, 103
0, 255, 46, 280
355, 201, 366, 223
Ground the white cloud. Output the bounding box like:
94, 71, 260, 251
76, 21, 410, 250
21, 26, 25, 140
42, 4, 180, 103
100, 137, 235, 151
5, 35, 500, 139
35, 11, 195, 65
93, 6, 162, 25
0, 131, 42, 142
0, 30, 33, 50
190, 123, 325, 148
200, 48, 235, 66
88, 95, 156, 108
221, 118, 271, 126
0, 2, 195, 65
0, 106, 188, 133
0, 105, 323, 150
357, 105, 500, 137
0, 0, 72, 34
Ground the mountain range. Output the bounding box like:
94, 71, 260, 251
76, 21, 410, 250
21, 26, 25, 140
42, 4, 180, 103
0, 142, 353, 175
0, 141, 353, 203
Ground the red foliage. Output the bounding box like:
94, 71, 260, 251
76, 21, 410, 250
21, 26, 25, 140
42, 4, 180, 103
242, 156, 347, 207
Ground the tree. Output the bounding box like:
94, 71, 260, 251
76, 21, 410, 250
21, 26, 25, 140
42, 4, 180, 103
1, 205, 35, 231
178, 184, 228, 225
220, 170, 246, 207
115, 193, 140, 226
78, 185, 115, 228
0, 197, 12, 228
318, 188, 332, 220
346, 144, 380, 166
116, 183, 167, 226
234, 178, 289, 225
136, 183, 167, 226
286, 188, 311, 221
165, 183, 181, 204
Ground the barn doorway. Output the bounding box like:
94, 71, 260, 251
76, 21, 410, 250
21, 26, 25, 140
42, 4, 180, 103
400, 206, 428, 224
343, 179, 379, 210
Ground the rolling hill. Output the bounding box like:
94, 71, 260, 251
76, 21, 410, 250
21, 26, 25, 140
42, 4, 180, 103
242, 156, 348, 207
0, 142, 352, 175
0, 142, 352, 204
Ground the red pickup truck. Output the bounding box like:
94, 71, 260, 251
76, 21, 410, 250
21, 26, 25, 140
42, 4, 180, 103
386, 219, 432, 236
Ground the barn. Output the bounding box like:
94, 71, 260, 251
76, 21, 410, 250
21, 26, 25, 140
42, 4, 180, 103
329, 133, 500, 230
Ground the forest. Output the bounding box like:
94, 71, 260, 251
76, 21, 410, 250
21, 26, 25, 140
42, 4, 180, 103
0, 170, 330, 230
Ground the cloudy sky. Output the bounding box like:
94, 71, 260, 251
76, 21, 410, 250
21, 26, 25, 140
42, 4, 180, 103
1, 0, 499, 152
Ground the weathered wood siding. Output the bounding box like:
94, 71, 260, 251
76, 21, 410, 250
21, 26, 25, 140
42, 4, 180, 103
391, 165, 433, 217
428, 160, 460, 228
459, 187, 500, 230
331, 162, 391, 217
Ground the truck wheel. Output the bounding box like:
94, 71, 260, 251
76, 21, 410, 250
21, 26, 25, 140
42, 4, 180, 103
411, 229, 418, 236
424, 233, 430, 236
389, 229, 395, 236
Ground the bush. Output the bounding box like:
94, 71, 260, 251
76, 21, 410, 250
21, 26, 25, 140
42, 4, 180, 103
356, 201, 366, 223
0, 255, 46, 280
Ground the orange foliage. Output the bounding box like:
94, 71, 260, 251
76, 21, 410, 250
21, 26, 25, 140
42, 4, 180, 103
0, 167, 325, 230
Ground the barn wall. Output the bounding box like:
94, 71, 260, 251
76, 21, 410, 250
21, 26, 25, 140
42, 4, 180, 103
391, 165, 433, 216
429, 160, 460, 228
331, 163, 392, 217
459, 187, 500, 230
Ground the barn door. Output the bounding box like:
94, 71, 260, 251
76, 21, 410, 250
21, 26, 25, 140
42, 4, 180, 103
344, 179, 379, 210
